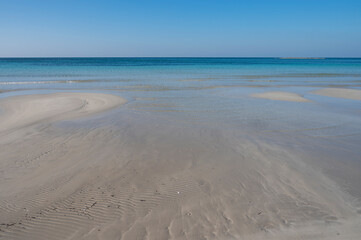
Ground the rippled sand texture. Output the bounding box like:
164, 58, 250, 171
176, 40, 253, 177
0, 93, 360, 240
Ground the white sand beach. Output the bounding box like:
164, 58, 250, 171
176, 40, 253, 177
0, 92, 360, 239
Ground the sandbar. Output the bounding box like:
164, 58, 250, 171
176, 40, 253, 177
0, 92, 126, 133
251, 91, 311, 102
312, 88, 361, 101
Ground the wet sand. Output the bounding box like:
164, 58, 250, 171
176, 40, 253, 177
0, 92, 360, 240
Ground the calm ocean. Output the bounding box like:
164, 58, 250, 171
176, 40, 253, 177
0, 58, 361, 90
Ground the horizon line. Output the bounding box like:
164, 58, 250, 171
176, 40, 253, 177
1, 56, 361, 59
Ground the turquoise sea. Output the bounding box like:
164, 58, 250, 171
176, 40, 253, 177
1, 58, 361, 90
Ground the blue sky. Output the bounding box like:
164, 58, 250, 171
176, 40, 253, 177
0, 0, 360, 57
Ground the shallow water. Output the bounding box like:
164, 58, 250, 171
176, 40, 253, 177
1, 58, 361, 198
1, 58, 361, 239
